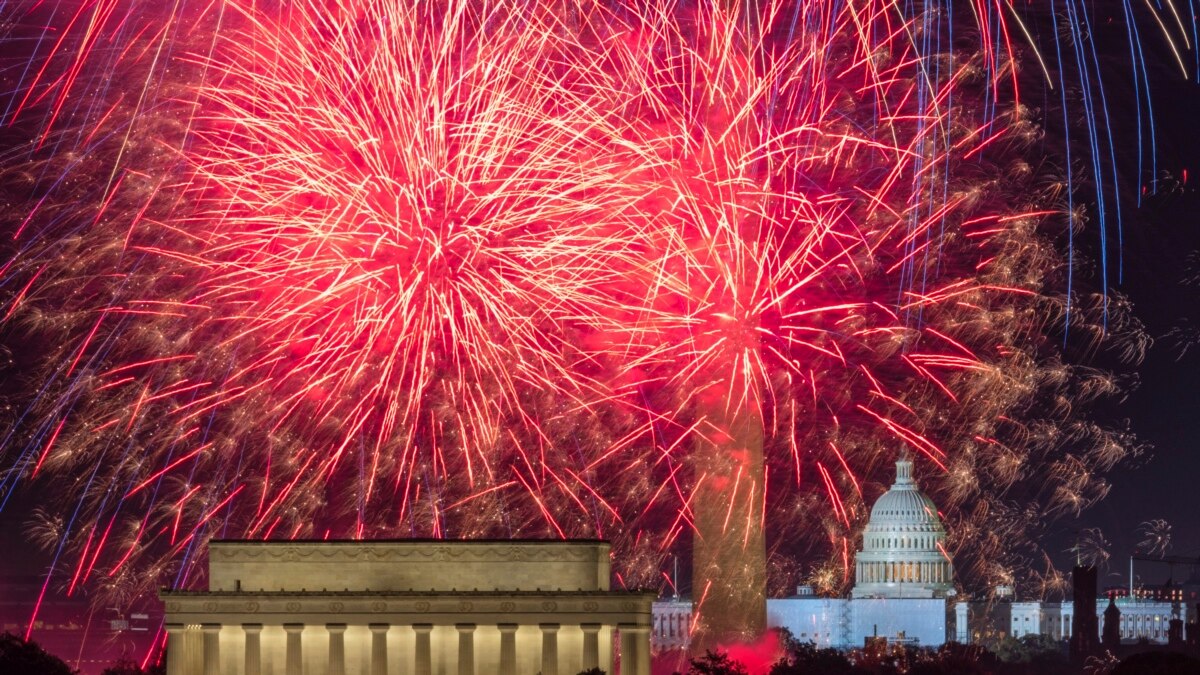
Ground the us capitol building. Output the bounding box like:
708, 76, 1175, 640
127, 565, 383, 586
654, 452, 955, 651
652, 452, 1187, 652
765, 451, 955, 648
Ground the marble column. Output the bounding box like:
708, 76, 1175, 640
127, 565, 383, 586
498, 624, 518, 675
619, 625, 650, 675
581, 623, 601, 671
201, 624, 220, 675
413, 624, 433, 675
456, 624, 475, 675
540, 623, 560, 675
369, 624, 389, 675
242, 624, 263, 675
165, 624, 185, 675
184, 626, 202, 674
284, 624, 304, 675
327, 624, 347, 675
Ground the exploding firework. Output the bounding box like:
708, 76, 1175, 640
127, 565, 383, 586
1070, 527, 1112, 570
1137, 519, 1172, 557
0, 0, 1177, 651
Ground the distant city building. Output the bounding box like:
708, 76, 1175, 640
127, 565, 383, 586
160, 539, 654, 675
1010, 600, 1072, 640
1101, 597, 1185, 643
651, 598, 692, 653
954, 594, 1185, 646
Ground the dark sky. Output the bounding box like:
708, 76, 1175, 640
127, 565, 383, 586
1041, 13, 1200, 582
1069, 160, 1200, 582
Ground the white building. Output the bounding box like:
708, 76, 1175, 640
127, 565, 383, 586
765, 594, 948, 648
651, 598, 693, 653
955, 596, 1184, 646
1010, 601, 1071, 640
161, 539, 655, 675
850, 453, 953, 600
762, 453, 954, 649
1107, 597, 1186, 643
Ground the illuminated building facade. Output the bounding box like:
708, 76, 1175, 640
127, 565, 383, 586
160, 540, 654, 675
1005, 598, 1184, 644
762, 455, 953, 648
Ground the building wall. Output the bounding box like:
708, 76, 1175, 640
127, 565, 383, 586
1010, 602, 1043, 638
957, 599, 1184, 646
1110, 599, 1186, 643
953, 600, 1012, 644
165, 540, 646, 675
764, 597, 948, 649
651, 600, 693, 653
174, 615, 620, 675
850, 599, 946, 648
208, 541, 611, 593
766, 598, 847, 648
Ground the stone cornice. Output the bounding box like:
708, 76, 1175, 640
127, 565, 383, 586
161, 590, 657, 598
159, 590, 656, 625
210, 541, 608, 564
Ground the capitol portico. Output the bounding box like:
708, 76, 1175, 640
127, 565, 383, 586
161, 540, 655, 675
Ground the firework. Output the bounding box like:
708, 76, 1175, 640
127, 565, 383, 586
1136, 519, 1172, 557
0, 0, 1175, 653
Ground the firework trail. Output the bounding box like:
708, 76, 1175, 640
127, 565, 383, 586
1136, 519, 1172, 557
0, 0, 1183, 650
1070, 527, 1112, 570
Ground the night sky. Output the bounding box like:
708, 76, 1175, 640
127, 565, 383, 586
1, 2, 1200, 670
1038, 10, 1200, 581
1068, 143, 1200, 580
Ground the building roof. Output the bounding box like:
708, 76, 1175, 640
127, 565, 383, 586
865, 453, 945, 534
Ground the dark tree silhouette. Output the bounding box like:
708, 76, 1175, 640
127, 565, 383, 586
688, 650, 750, 675
101, 658, 165, 675
1113, 651, 1200, 675
0, 632, 76, 675
770, 640, 865, 675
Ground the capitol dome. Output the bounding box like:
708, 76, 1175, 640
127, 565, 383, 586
851, 450, 954, 599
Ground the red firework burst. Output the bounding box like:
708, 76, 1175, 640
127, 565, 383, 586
0, 0, 1157, 651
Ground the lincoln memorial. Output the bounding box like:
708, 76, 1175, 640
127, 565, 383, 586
160, 539, 654, 675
